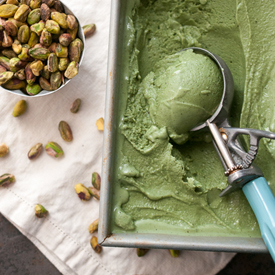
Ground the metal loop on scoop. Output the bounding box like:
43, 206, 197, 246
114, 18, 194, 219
182, 47, 235, 132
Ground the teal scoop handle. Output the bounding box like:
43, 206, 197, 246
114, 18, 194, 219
243, 177, 275, 261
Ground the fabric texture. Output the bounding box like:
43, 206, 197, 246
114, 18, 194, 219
0, 0, 235, 274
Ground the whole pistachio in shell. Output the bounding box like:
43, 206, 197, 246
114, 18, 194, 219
28, 143, 43, 160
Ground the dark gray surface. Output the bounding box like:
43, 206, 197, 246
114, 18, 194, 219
0, 213, 274, 274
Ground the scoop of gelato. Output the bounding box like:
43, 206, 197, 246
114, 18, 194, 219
142, 49, 223, 144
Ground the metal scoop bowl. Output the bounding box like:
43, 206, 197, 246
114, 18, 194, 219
184, 47, 275, 262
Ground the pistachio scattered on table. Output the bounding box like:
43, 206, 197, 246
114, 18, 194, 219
169, 249, 180, 257
0, 1, 83, 95
28, 142, 43, 160
0, 143, 9, 158
45, 141, 63, 158
92, 172, 101, 190
82, 23, 96, 38
58, 120, 73, 142
34, 204, 48, 218
0, 173, 15, 187
88, 218, 99, 234
74, 183, 91, 201
70, 98, 81, 113
90, 236, 102, 254
12, 99, 27, 117
136, 248, 149, 257
88, 186, 100, 200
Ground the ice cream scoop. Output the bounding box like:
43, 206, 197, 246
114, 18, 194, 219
142, 49, 223, 144
186, 47, 275, 262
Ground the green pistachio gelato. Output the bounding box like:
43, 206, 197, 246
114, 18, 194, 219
111, 0, 275, 238
142, 49, 223, 144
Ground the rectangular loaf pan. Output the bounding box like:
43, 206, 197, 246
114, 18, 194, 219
98, 0, 267, 253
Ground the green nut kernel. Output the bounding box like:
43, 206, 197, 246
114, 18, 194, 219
30, 20, 45, 36
4, 20, 18, 36
25, 62, 36, 84
0, 4, 19, 18
45, 19, 60, 34
28, 31, 39, 47
39, 76, 52, 90
30, 0, 41, 9
0, 71, 14, 85
92, 172, 101, 190
0, 56, 11, 70
58, 121, 73, 142
29, 47, 50, 60
83, 24, 96, 38
59, 33, 72, 47
50, 71, 62, 90
12, 99, 27, 117
18, 45, 32, 61
28, 143, 43, 160
41, 65, 50, 79
67, 27, 78, 40
88, 219, 99, 234
69, 38, 83, 63
64, 61, 78, 79
34, 204, 48, 218
18, 25, 30, 43
66, 14, 78, 30
88, 186, 100, 200
12, 39, 22, 55
14, 4, 30, 22
58, 57, 69, 71
56, 43, 68, 58
30, 60, 43, 76
90, 236, 102, 254
0, 174, 15, 187
70, 98, 81, 113
14, 68, 25, 80
45, 141, 64, 158
2, 49, 17, 59
27, 8, 41, 25
51, 11, 67, 29
3, 78, 26, 90
74, 183, 91, 201
137, 248, 149, 257
40, 3, 50, 21
47, 53, 58, 72
0, 143, 9, 158
40, 28, 52, 47
26, 83, 42, 95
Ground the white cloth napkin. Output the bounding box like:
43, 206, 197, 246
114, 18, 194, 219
0, 0, 235, 274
